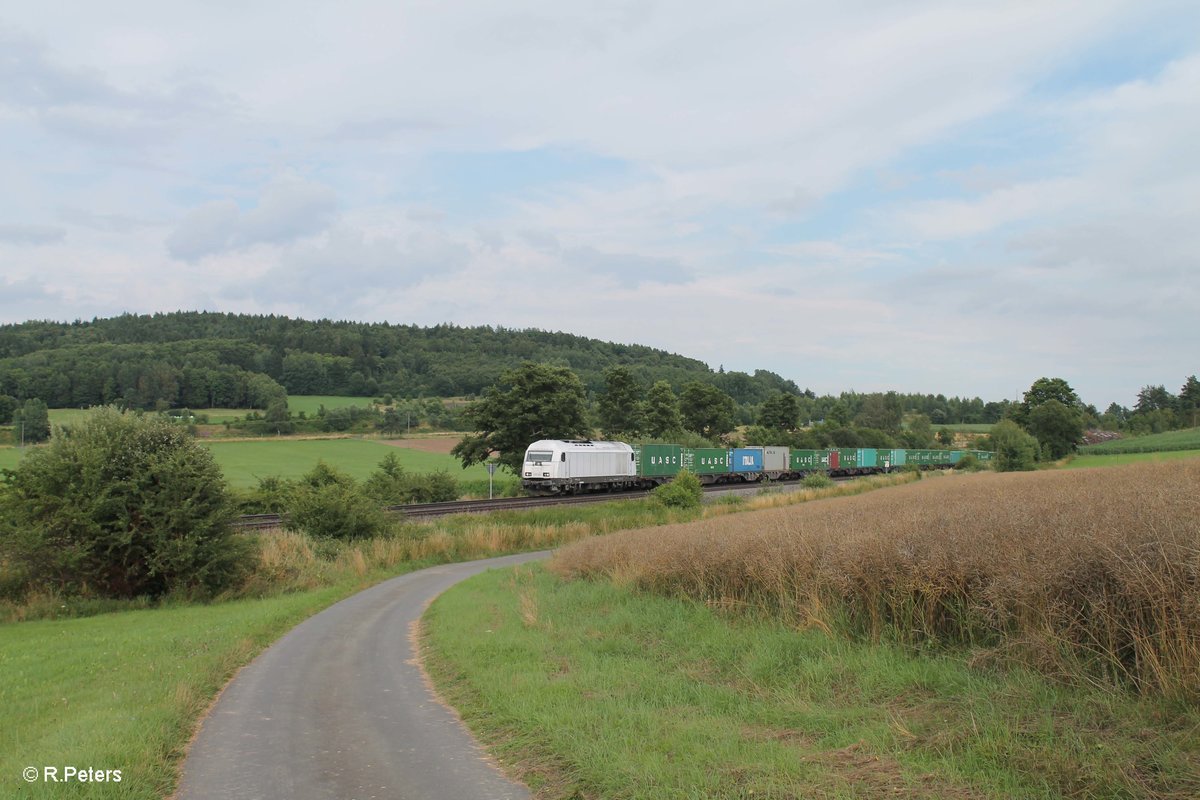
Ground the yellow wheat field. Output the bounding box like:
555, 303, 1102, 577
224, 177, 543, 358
552, 462, 1200, 699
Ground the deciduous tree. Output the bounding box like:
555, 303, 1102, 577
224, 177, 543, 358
11, 398, 50, 443
452, 362, 590, 473
1027, 398, 1083, 459
679, 381, 736, 439
597, 366, 644, 438
758, 392, 799, 431
643, 380, 681, 438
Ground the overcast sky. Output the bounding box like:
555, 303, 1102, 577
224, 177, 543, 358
2, 2, 1197, 408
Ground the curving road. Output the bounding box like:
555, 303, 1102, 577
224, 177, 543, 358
176, 552, 549, 800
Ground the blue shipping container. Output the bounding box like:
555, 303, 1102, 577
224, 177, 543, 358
731, 447, 764, 473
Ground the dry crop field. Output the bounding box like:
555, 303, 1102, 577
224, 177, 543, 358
553, 461, 1200, 699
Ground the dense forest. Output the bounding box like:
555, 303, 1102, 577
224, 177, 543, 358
0, 312, 795, 409
0, 312, 1018, 430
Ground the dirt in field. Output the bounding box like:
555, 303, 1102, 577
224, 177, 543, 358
379, 435, 461, 455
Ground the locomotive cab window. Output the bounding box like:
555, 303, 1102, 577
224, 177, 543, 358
527, 451, 553, 464
561, 453, 566, 461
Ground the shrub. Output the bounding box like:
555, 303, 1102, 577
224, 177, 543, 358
362, 453, 459, 504
285, 481, 391, 540
653, 470, 703, 509
0, 407, 247, 598
284, 461, 391, 540
955, 453, 983, 471
990, 420, 1039, 471
801, 472, 834, 489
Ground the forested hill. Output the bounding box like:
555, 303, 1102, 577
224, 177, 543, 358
0, 312, 799, 409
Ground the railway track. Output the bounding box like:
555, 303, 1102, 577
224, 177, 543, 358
231, 475, 864, 531
233, 489, 654, 530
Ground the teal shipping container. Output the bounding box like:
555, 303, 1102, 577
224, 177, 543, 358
636, 444, 683, 477
858, 448, 878, 468
884, 449, 906, 467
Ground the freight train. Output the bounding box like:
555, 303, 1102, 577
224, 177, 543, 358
520, 439, 993, 495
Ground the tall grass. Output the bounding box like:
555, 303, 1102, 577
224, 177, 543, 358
552, 462, 1200, 700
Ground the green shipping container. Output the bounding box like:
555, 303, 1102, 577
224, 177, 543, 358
908, 449, 936, 465
790, 450, 827, 470
636, 444, 683, 477
684, 447, 730, 475
836, 448, 860, 468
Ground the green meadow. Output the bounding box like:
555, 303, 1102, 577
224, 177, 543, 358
2, 435, 492, 490
1079, 426, 1200, 454
1065, 448, 1200, 469
285, 395, 376, 416
205, 438, 486, 488
0, 447, 20, 471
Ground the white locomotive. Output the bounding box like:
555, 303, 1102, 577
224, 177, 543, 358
521, 439, 638, 495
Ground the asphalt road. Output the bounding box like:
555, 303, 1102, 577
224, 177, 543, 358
176, 551, 549, 800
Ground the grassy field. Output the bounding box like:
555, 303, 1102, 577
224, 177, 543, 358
1066, 449, 1200, 469
287, 395, 376, 416
1, 438, 488, 487
3, 435, 512, 495
0, 446, 21, 471
45, 408, 93, 426
1079, 426, 1200, 454
931, 422, 992, 433
426, 565, 1200, 799
204, 437, 488, 488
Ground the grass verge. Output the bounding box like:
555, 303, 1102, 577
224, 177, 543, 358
0, 578, 383, 799
425, 564, 1200, 799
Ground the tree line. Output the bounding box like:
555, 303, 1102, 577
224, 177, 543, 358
452, 363, 1013, 473
0, 313, 1002, 424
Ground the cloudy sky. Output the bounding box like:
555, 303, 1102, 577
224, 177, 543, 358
2, 2, 1197, 408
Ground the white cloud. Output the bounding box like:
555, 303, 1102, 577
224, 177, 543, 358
166, 177, 338, 261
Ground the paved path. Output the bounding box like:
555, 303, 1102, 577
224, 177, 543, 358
177, 552, 549, 800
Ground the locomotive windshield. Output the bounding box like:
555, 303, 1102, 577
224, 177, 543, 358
526, 450, 554, 464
